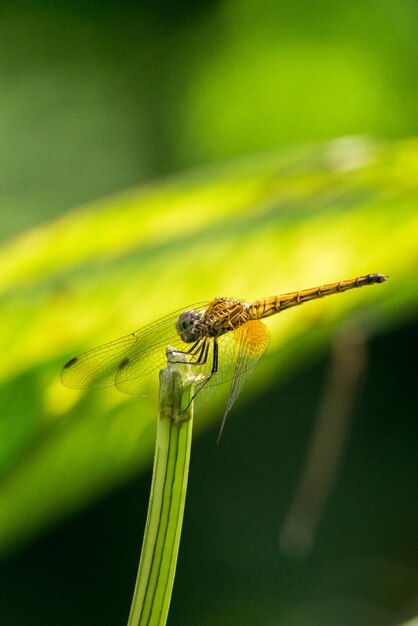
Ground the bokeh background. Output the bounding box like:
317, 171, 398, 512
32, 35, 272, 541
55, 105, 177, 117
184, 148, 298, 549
0, 1, 417, 625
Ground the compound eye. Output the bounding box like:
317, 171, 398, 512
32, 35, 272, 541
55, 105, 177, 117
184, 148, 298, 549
179, 315, 189, 331
176, 310, 201, 343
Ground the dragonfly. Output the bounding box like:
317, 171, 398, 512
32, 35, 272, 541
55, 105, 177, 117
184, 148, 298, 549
62, 273, 387, 435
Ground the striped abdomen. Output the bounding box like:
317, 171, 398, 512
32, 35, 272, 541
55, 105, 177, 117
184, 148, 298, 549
247, 273, 388, 320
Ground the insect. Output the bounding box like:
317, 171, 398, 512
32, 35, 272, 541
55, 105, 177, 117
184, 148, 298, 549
62, 273, 387, 434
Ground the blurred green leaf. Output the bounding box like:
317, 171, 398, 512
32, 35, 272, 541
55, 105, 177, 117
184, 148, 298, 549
399, 618, 418, 626
0, 137, 417, 556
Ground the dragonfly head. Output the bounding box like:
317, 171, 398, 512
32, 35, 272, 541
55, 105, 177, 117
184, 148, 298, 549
176, 309, 202, 343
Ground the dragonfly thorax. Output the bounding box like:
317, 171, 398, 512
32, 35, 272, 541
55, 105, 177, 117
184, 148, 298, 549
176, 309, 203, 343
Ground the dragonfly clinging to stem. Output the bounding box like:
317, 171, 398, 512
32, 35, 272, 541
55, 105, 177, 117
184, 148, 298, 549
62, 273, 388, 437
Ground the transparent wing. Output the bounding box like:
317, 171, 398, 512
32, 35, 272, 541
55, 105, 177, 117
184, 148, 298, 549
224, 320, 270, 414
61, 302, 209, 392
192, 320, 270, 416
61, 305, 269, 421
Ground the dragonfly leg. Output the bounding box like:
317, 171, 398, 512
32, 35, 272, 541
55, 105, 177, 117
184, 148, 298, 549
171, 338, 214, 371
186, 339, 202, 356
211, 338, 219, 375
194, 338, 219, 388
194, 339, 210, 365
183, 338, 219, 410
167, 338, 203, 360
169, 338, 210, 366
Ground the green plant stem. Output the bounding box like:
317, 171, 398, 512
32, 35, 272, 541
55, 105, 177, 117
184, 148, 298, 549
127, 349, 195, 626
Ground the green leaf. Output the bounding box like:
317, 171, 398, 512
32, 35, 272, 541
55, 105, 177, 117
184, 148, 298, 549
0, 137, 417, 555
398, 618, 418, 626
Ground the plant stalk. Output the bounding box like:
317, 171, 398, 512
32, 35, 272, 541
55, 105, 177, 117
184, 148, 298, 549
127, 348, 196, 626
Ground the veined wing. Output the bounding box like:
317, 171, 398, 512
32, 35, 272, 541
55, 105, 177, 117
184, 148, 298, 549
216, 320, 270, 439
61, 303, 269, 421
191, 320, 270, 423
225, 320, 270, 412
61, 302, 209, 392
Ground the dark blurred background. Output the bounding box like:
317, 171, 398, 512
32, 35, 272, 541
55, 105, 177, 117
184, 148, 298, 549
0, 1, 417, 625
